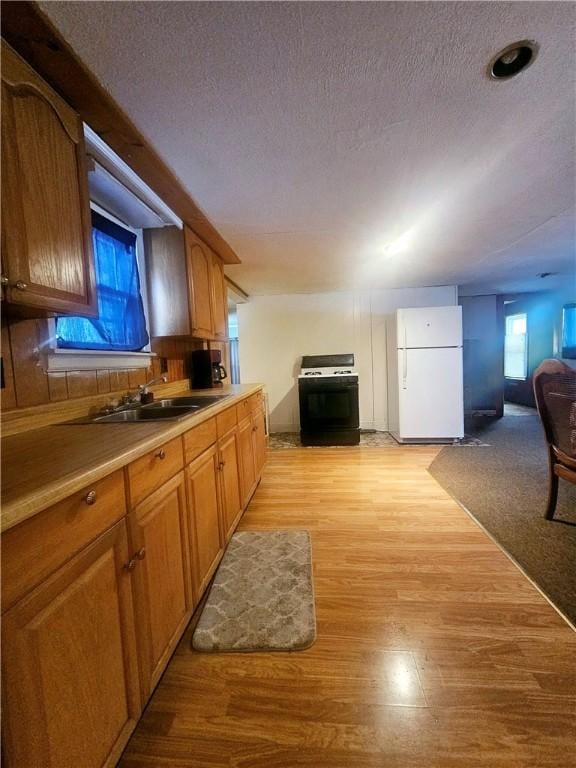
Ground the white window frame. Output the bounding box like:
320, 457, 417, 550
43, 203, 155, 372
504, 312, 528, 381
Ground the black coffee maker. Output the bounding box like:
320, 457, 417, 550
190, 349, 228, 389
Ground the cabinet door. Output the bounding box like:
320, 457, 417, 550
186, 444, 224, 601
128, 472, 192, 700
185, 227, 213, 338
144, 226, 191, 337
252, 408, 267, 478
218, 429, 243, 541
1, 41, 96, 316
210, 254, 228, 338
238, 416, 257, 507
1, 521, 140, 768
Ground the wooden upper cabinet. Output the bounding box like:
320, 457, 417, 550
185, 226, 214, 338
210, 252, 228, 338
144, 227, 191, 337
1, 41, 96, 316
145, 225, 228, 340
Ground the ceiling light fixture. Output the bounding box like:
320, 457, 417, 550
384, 230, 414, 256
489, 40, 539, 80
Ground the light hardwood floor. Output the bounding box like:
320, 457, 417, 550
120, 446, 576, 768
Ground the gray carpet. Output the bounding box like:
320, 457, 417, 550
192, 530, 316, 652
429, 411, 576, 625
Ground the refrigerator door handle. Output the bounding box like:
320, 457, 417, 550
402, 352, 408, 390
402, 327, 408, 389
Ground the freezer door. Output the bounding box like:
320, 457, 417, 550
397, 306, 462, 349
398, 347, 464, 439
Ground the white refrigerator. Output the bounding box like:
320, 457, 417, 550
387, 306, 464, 442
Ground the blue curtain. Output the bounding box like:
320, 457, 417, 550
57, 212, 149, 351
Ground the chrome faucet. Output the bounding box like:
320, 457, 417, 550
138, 375, 168, 395
117, 375, 168, 407
97, 375, 168, 415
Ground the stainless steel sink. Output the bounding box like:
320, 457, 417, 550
69, 393, 232, 424
93, 406, 196, 423
143, 395, 231, 409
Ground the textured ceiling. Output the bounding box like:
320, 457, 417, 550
40, 1, 575, 295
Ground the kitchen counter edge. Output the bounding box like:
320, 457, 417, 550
1, 383, 264, 533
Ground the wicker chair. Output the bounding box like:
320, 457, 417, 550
533, 359, 576, 519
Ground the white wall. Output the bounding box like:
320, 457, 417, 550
238, 286, 457, 432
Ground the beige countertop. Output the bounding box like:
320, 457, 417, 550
1, 383, 263, 533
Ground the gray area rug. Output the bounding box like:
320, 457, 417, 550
192, 530, 316, 652
429, 411, 576, 625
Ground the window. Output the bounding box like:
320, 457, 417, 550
504, 312, 528, 379
561, 303, 576, 359
56, 211, 149, 351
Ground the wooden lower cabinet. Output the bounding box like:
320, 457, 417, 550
252, 407, 267, 478
238, 415, 257, 507
1, 391, 268, 768
128, 472, 193, 700
218, 428, 243, 542
185, 444, 224, 600
1, 520, 141, 768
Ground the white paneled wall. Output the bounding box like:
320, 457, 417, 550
238, 286, 457, 432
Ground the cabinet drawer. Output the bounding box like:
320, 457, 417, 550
127, 437, 184, 507
249, 391, 264, 413
236, 397, 252, 424
216, 406, 237, 438
1, 470, 126, 612
183, 417, 217, 464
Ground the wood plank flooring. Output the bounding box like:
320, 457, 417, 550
120, 446, 576, 768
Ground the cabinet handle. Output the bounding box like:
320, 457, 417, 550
14, 281, 28, 291
155, 449, 166, 460
218, 461, 225, 471
136, 547, 146, 560
84, 490, 97, 505
124, 558, 137, 572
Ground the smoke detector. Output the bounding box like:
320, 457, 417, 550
489, 41, 539, 80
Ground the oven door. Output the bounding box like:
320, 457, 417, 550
299, 378, 359, 432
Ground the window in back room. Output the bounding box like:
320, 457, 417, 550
56, 209, 150, 352
561, 303, 576, 359
504, 312, 528, 380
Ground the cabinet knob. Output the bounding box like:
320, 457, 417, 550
155, 449, 166, 460
218, 461, 225, 471
84, 490, 97, 505
124, 558, 137, 572
136, 547, 146, 560
252, 426, 257, 433
0, 275, 8, 286
14, 281, 28, 291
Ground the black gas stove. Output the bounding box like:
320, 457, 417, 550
298, 354, 360, 446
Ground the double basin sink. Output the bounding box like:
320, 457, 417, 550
92, 395, 231, 423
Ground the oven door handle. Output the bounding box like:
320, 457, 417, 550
302, 383, 358, 391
